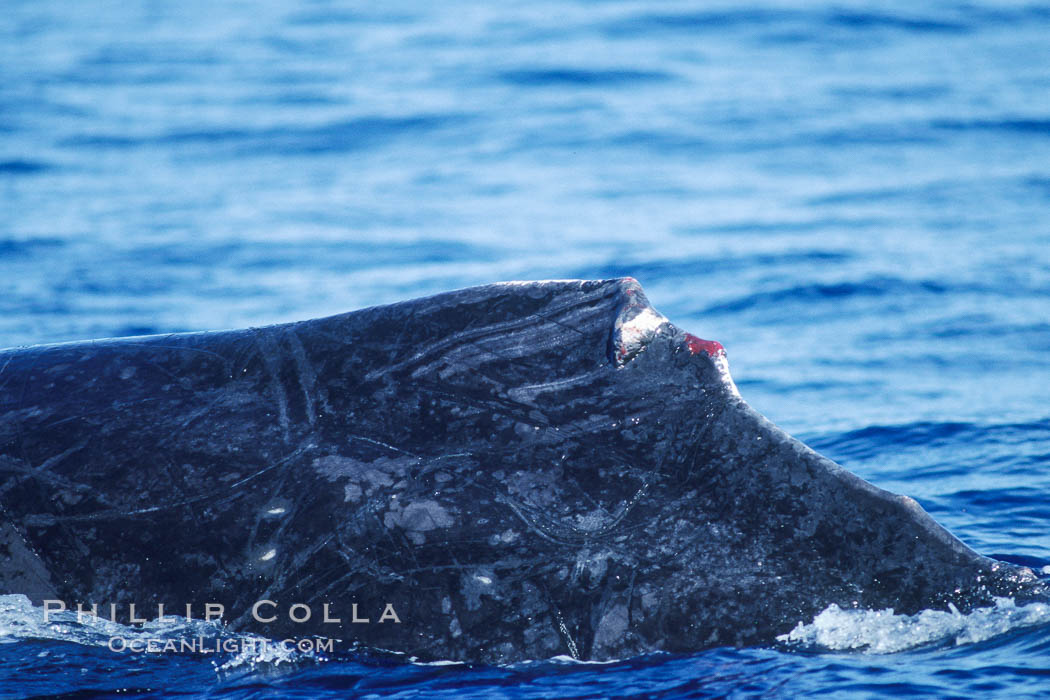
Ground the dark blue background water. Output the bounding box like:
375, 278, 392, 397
2, 1, 1050, 696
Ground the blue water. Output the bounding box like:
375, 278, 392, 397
3, 0, 1050, 696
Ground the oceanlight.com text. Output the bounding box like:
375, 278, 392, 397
107, 636, 335, 654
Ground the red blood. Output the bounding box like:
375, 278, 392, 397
684, 333, 725, 358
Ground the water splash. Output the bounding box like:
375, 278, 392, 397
778, 597, 1050, 653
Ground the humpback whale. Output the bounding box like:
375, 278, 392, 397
0, 278, 1041, 662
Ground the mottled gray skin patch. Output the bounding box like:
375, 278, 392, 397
384, 499, 454, 544
460, 567, 500, 612
0, 278, 1043, 665
593, 603, 629, 653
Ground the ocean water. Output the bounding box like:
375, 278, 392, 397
2, 0, 1050, 696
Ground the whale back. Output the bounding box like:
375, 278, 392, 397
0, 278, 1039, 662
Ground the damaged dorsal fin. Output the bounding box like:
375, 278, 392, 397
610, 278, 670, 367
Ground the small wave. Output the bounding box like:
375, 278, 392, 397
576, 248, 853, 283
930, 117, 1050, 136
602, 7, 971, 38
806, 419, 1050, 461
63, 114, 468, 155
0, 237, 65, 258
807, 421, 974, 459
702, 277, 952, 315
825, 10, 967, 33
496, 68, 671, 87
778, 598, 1050, 653
600, 8, 798, 37
0, 159, 51, 175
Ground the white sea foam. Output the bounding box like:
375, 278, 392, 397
778, 597, 1050, 653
